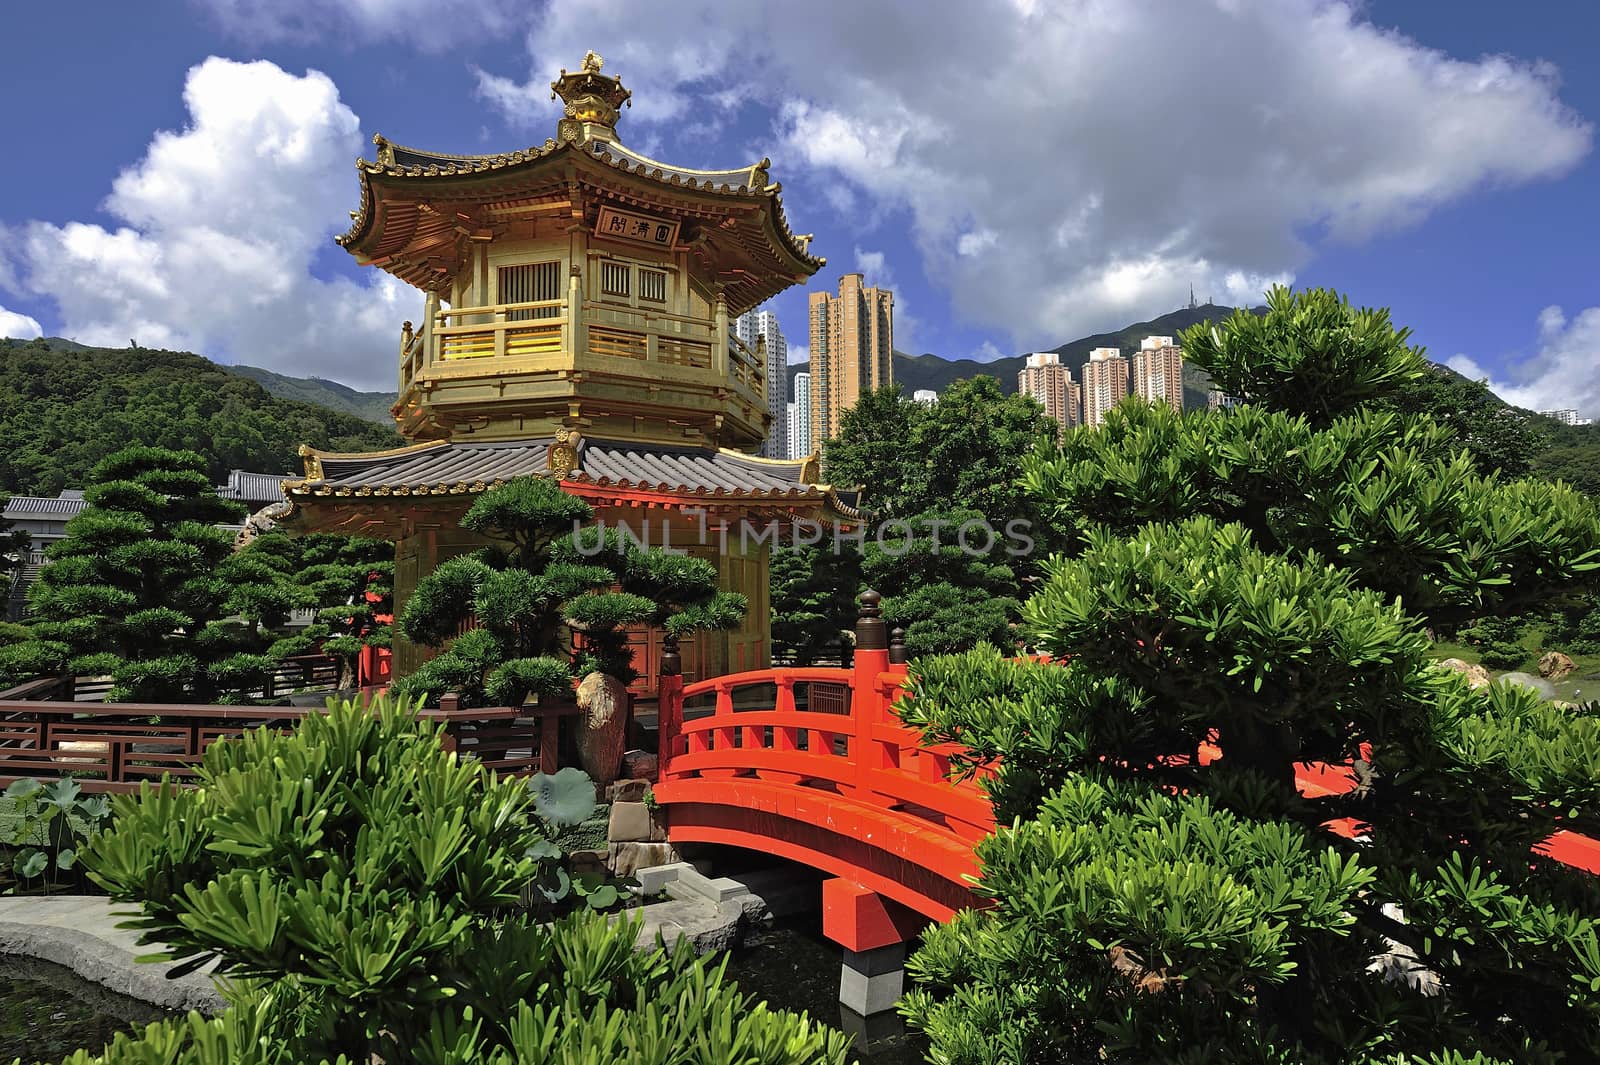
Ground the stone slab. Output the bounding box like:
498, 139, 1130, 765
609, 801, 654, 843
0, 895, 226, 1014
608, 841, 679, 876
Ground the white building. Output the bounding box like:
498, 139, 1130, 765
912, 389, 938, 405
734, 306, 790, 459
1133, 336, 1184, 414
788, 371, 812, 458
1081, 347, 1129, 427
1540, 409, 1593, 426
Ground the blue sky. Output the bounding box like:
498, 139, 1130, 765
0, 1, 1595, 414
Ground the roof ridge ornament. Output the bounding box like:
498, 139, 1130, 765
551, 50, 632, 145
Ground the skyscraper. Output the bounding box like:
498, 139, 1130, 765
788, 371, 812, 458
734, 306, 789, 458
1081, 347, 1129, 427
1017, 352, 1080, 433
1132, 335, 1184, 414
808, 273, 893, 446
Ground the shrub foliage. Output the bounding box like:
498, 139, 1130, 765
899, 287, 1600, 1064
61, 696, 851, 1064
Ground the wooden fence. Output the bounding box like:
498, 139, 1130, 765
0, 692, 579, 793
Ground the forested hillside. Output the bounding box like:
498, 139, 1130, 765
226, 363, 398, 425
0, 338, 402, 494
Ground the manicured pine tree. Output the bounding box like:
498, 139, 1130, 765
245, 532, 394, 689
16, 446, 296, 702
392, 476, 744, 780
899, 285, 1600, 1065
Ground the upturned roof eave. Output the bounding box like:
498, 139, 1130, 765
335, 137, 823, 276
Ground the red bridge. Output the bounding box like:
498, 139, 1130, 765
654, 591, 1600, 964
656, 592, 991, 951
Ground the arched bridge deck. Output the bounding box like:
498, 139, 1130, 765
654, 658, 995, 924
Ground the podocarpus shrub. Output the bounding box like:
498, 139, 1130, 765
393, 477, 745, 707
901, 521, 1600, 1064
57, 696, 850, 1065
897, 288, 1600, 1065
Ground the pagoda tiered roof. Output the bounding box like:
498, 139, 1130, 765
336, 56, 823, 317
285, 437, 862, 523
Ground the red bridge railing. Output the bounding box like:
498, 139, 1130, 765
655, 593, 997, 923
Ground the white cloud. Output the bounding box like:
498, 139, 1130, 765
0, 306, 43, 340
6, 58, 402, 388
1448, 305, 1600, 419
194, 0, 525, 51
474, 0, 1588, 349
787, 342, 809, 367
972, 340, 1005, 362
957, 229, 997, 257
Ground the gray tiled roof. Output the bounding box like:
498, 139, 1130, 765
3, 495, 88, 519
294, 437, 827, 499
218, 470, 293, 505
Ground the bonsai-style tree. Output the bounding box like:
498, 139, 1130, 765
393, 476, 744, 781
898, 287, 1600, 1065
792, 377, 1053, 656
246, 532, 394, 690
13, 446, 300, 702
69, 696, 850, 1064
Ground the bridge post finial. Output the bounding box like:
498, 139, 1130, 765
660, 631, 681, 676
856, 589, 887, 652
657, 631, 684, 781
888, 627, 907, 665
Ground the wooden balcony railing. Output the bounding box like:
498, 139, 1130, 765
394, 287, 765, 413
434, 299, 568, 361
0, 697, 579, 793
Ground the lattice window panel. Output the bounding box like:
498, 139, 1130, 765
498, 261, 560, 321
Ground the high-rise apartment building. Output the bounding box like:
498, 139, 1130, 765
734, 306, 789, 458
808, 273, 893, 446
788, 371, 812, 458
1539, 409, 1593, 426
1081, 347, 1129, 427
1132, 335, 1184, 414
912, 389, 938, 405
1017, 352, 1080, 433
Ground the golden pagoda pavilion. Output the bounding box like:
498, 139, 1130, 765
281, 51, 858, 687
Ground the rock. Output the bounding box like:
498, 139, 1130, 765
1436, 658, 1491, 690
1538, 651, 1577, 680
608, 841, 679, 877
608, 800, 668, 844
570, 848, 608, 876
1497, 672, 1558, 701
609, 801, 653, 843
623, 750, 658, 780
607, 778, 651, 803
575, 672, 630, 785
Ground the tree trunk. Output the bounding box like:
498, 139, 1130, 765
575, 671, 629, 785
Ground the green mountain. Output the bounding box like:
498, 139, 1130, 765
789, 303, 1253, 411
226, 364, 399, 426
0, 338, 403, 495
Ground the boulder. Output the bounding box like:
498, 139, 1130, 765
608, 841, 679, 877
575, 671, 629, 785
1436, 658, 1491, 690
1538, 651, 1577, 680
606, 778, 651, 803
1497, 672, 1558, 701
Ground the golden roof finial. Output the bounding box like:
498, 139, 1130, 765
551, 50, 632, 144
